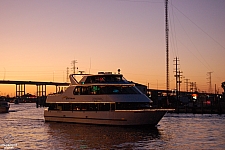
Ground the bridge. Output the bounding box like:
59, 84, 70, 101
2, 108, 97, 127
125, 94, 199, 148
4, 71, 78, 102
0, 80, 69, 98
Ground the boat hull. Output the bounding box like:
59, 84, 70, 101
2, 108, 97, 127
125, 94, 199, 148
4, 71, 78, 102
0, 106, 10, 113
44, 109, 169, 126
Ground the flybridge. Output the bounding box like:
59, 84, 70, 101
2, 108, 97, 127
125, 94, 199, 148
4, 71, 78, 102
69, 72, 122, 85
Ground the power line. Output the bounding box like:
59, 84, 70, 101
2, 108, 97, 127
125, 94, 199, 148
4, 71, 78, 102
168, 0, 179, 58
170, 2, 225, 50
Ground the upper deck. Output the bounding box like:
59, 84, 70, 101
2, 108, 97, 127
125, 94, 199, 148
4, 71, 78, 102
47, 72, 152, 103
70, 72, 131, 85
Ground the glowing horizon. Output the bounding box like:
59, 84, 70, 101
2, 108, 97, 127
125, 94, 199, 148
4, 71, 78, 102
0, 0, 224, 95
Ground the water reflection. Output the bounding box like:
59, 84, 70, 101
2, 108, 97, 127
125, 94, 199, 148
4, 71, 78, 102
45, 123, 161, 149
1, 104, 225, 149
158, 113, 225, 149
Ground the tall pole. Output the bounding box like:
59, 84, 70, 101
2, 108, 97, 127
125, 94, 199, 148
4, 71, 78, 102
175, 57, 178, 110
165, 0, 169, 103
174, 57, 178, 95
185, 78, 190, 92
178, 71, 182, 93
207, 72, 213, 93
66, 67, 69, 82
174, 57, 182, 112
71, 60, 78, 74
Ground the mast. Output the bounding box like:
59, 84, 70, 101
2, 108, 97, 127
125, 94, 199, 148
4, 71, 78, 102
165, 0, 169, 98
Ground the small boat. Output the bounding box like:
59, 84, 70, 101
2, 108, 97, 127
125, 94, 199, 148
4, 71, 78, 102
44, 72, 173, 126
0, 100, 10, 113
14, 98, 19, 104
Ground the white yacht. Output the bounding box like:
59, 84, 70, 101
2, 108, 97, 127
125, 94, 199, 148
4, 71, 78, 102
44, 72, 172, 126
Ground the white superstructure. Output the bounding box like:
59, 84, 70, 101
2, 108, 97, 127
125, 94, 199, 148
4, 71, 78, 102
44, 72, 171, 126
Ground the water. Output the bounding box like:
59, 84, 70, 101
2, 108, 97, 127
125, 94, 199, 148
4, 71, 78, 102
0, 103, 225, 150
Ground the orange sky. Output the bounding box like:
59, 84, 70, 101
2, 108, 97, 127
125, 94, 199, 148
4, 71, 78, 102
0, 0, 225, 96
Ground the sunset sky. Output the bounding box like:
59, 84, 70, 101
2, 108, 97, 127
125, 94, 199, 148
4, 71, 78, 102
0, 0, 225, 96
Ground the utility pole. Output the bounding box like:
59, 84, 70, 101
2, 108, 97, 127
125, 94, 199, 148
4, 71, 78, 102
174, 57, 179, 95
174, 57, 182, 93
71, 60, 78, 74
66, 67, 69, 82
184, 78, 190, 92
190, 82, 194, 92
165, 0, 169, 105
194, 82, 197, 92
174, 57, 182, 112
178, 70, 183, 93
207, 72, 213, 93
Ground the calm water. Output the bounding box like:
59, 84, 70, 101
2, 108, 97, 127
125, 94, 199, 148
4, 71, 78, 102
0, 103, 225, 150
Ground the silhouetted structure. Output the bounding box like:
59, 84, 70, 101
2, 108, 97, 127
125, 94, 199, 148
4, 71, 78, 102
148, 88, 225, 114
0, 80, 69, 107
222, 81, 225, 93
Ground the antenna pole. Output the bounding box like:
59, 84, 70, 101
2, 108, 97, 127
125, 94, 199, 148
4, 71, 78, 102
207, 72, 213, 93
71, 60, 78, 74
165, 0, 169, 104
66, 67, 69, 82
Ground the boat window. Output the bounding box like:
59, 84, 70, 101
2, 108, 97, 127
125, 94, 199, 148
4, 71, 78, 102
84, 75, 125, 84
104, 85, 139, 94
116, 102, 150, 110
48, 103, 111, 111
99, 103, 110, 111
74, 86, 91, 95
57, 104, 63, 110
48, 102, 150, 111
62, 104, 72, 111
92, 86, 100, 94
48, 103, 57, 110
73, 85, 140, 95
111, 103, 115, 110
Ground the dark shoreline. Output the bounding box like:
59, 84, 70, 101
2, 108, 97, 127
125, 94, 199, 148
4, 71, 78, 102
169, 107, 225, 114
